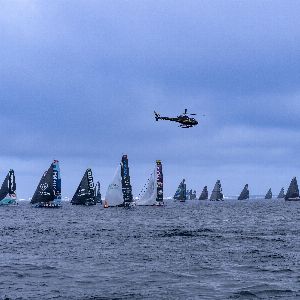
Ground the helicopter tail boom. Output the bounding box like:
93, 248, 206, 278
154, 111, 160, 121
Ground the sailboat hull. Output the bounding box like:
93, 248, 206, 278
33, 200, 62, 208
285, 197, 300, 201
0, 198, 17, 206
71, 198, 96, 206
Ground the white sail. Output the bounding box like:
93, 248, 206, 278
138, 170, 157, 205
105, 166, 123, 207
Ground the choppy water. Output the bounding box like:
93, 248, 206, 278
0, 200, 299, 300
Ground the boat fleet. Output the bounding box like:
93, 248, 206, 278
174, 178, 300, 202
0, 155, 300, 207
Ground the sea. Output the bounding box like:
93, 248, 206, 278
0, 200, 299, 300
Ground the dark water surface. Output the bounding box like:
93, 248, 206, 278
0, 200, 299, 299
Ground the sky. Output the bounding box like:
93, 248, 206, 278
1, 0, 300, 199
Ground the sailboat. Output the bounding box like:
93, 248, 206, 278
210, 180, 223, 201
104, 155, 135, 208
0, 170, 17, 206
95, 181, 102, 204
138, 160, 164, 206
199, 186, 208, 200
238, 184, 249, 200
277, 187, 285, 199
264, 188, 272, 199
71, 169, 96, 206
190, 190, 197, 200
285, 177, 300, 201
173, 179, 187, 202
30, 160, 62, 208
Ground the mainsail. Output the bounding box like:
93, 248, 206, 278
199, 186, 208, 200
156, 160, 164, 205
95, 181, 102, 203
138, 160, 164, 206
210, 180, 223, 201
285, 177, 300, 201
264, 188, 272, 199
173, 179, 186, 202
71, 169, 96, 205
121, 155, 134, 207
0, 170, 17, 205
238, 184, 249, 200
31, 160, 62, 207
277, 187, 285, 199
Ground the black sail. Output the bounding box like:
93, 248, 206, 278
121, 155, 134, 205
210, 180, 223, 201
71, 169, 96, 205
0, 170, 16, 201
95, 181, 102, 203
199, 186, 208, 200
264, 188, 272, 199
238, 184, 249, 200
277, 187, 285, 199
31, 165, 54, 204
285, 177, 299, 200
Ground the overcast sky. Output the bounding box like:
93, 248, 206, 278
1, 0, 300, 198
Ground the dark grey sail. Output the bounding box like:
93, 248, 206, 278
285, 177, 300, 201
173, 179, 187, 202
155, 160, 164, 205
199, 186, 208, 200
264, 188, 272, 199
210, 180, 223, 201
95, 181, 102, 204
277, 187, 285, 199
30, 160, 62, 208
238, 184, 249, 200
71, 169, 96, 205
121, 155, 134, 207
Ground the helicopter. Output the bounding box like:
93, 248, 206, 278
154, 109, 199, 128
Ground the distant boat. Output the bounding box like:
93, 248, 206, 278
210, 180, 223, 201
190, 190, 197, 200
71, 169, 96, 206
30, 160, 62, 208
199, 186, 208, 200
277, 187, 285, 199
0, 169, 17, 206
94, 181, 102, 204
285, 177, 300, 201
104, 155, 135, 208
138, 160, 164, 206
238, 184, 249, 200
173, 179, 187, 202
264, 188, 272, 199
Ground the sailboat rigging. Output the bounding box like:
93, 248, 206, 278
138, 160, 164, 206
